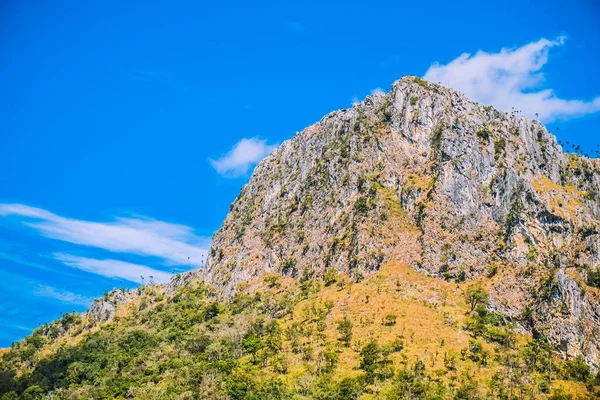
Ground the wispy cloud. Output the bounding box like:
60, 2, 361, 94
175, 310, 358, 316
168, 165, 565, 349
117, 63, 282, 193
210, 137, 277, 177
423, 36, 600, 122
0, 267, 91, 308
53, 253, 171, 284
0, 204, 209, 267
34, 284, 92, 306
370, 87, 385, 95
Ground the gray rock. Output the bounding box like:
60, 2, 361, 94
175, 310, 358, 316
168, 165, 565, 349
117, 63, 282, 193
86, 288, 134, 323
537, 269, 600, 369
165, 270, 203, 296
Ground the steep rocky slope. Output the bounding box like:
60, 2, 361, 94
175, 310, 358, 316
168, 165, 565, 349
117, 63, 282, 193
201, 76, 600, 368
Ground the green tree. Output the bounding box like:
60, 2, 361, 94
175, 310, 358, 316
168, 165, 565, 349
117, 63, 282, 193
226, 371, 256, 400
20, 386, 44, 400
521, 338, 551, 373
465, 284, 488, 312
338, 377, 361, 400
322, 346, 339, 373
563, 355, 590, 382
260, 379, 290, 400
324, 267, 337, 286
467, 339, 489, 365
360, 341, 381, 383
242, 334, 263, 362
337, 317, 353, 347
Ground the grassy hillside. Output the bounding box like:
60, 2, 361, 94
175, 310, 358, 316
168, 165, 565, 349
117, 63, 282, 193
1, 262, 599, 399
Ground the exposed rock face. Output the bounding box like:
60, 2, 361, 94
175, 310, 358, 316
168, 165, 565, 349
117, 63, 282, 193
87, 289, 134, 323
201, 76, 600, 367
165, 270, 202, 296
537, 269, 600, 367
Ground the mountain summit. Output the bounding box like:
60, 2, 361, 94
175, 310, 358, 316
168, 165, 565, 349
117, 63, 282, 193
2, 77, 600, 399
203, 76, 600, 367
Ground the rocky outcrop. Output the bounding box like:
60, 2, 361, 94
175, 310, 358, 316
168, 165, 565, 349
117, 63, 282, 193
86, 289, 134, 323
200, 76, 600, 367
165, 270, 202, 296
537, 269, 600, 368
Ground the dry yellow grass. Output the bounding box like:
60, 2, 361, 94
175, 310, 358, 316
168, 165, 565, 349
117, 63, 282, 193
268, 261, 586, 398
405, 174, 435, 193
532, 176, 586, 223
278, 261, 473, 385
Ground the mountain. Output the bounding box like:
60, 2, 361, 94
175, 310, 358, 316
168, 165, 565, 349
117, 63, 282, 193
203, 76, 600, 367
2, 77, 600, 399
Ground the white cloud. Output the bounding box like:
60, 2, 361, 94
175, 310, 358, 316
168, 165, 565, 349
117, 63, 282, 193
351, 87, 386, 106
53, 253, 172, 284
423, 36, 600, 122
34, 284, 92, 306
210, 137, 277, 177
0, 204, 209, 267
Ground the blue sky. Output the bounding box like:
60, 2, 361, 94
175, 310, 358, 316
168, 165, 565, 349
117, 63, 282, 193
1, 0, 599, 346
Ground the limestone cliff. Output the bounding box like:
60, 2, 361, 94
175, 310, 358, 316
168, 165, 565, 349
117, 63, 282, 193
201, 76, 600, 367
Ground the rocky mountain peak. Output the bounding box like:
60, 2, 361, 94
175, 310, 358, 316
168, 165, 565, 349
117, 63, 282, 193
199, 76, 600, 367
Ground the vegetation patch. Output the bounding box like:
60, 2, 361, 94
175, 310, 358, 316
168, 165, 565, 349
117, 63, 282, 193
1, 262, 598, 399
476, 127, 491, 144
532, 176, 585, 223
